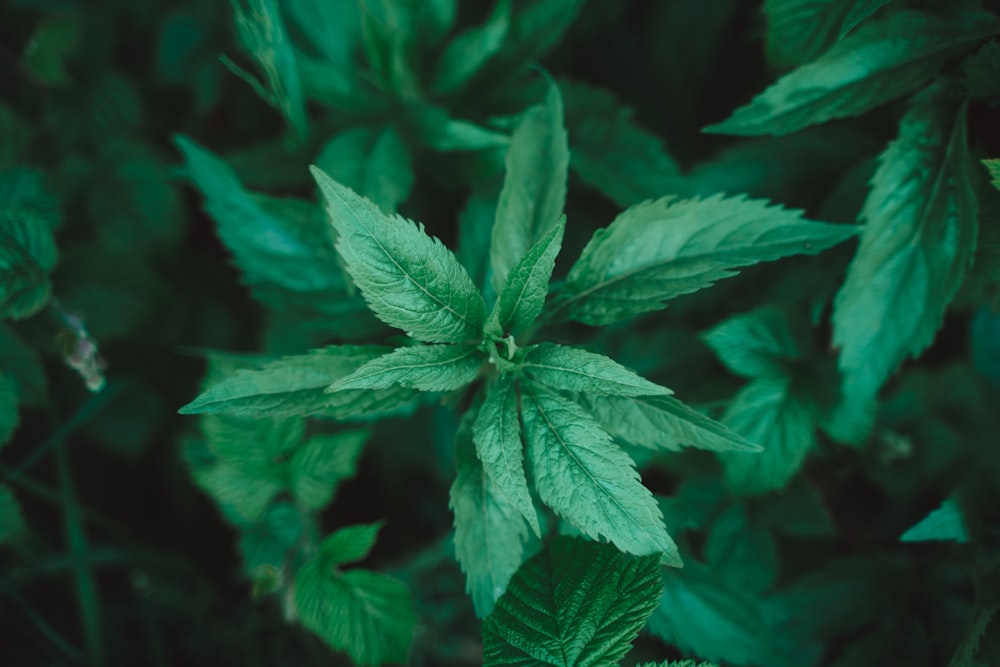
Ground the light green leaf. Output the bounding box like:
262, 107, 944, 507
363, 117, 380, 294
312, 167, 487, 343
521, 343, 672, 397
705, 10, 1000, 136
833, 78, 977, 412
901, 498, 968, 543
284, 0, 360, 67
490, 81, 569, 295
487, 217, 564, 336
521, 384, 680, 561
430, 0, 511, 95
190, 454, 285, 524
983, 158, 1000, 191
721, 378, 816, 496
295, 563, 416, 666
452, 406, 536, 617
291, 430, 368, 511
562, 80, 686, 207
702, 306, 807, 379
482, 535, 662, 667
555, 195, 856, 326
582, 394, 760, 453
473, 376, 539, 536
318, 523, 383, 568
359, 0, 420, 95
0, 169, 59, 320
314, 126, 413, 213
763, 0, 848, 69
331, 344, 484, 392
0, 375, 19, 448
0, 484, 25, 544
838, 0, 891, 38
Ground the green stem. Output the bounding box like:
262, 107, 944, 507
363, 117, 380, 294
0, 581, 84, 662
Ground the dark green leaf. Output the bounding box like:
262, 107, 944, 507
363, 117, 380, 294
838, 0, 891, 38
763, 0, 848, 69
430, 0, 511, 95
332, 344, 484, 392
291, 430, 368, 511
0, 169, 59, 320
705, 505, 780, 593
901, 498, 968, 543
317, 523, 383, 568
314, 126, 413, 213
521, 343, 672, 397
0, 375, 18, 448
702, 306, 807, 379
0, 484, 26, 544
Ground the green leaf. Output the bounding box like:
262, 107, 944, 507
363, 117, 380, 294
473, 376, 539, 536
331, 344, 484, 392
0, 375, 19, 448
702, 306, 807, 379
0, 325, 46, 405
430, 0, 511, 95
230, 0, 308, 138
493, 0, 586, 72
318, 523, 383, 568
962, 41, 1000, 101
901, 498, 968, 543
983, 158, 1000, 191
0, 484, 26, 544
291, 430, 368, 511
705, 10, 1000, 136
20, 13, 81, 87
721, 378, 816, 496
763, 0, 848, 69
314, 126, 413, 213
833, 78, 977, 411
704, 505, 779, 594
487, 216, 564, 337
838, 0, 891, 38
582, 394, 760, 453
636, 662, 720, 667
555, 195, 857, 326
359, 0, 420, 95
521, 384, 680, 561
295, 563, 416, 666
452, 406, 536, 617
482, 535, 662, 667
521, 343, 672, 397
0, 169, 59, 320
239, 501, 304, 579
490, 81, 569, 295
312, 168, 487, 343
457, 188, 498, 292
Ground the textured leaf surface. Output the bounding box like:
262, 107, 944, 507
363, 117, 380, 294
313, 168, 486, 343
833, 78, 977, 410
490, 82, 569, 294
522, 385, 680, 561
291, 430, 368, 511
0, 169, 59, 320
521, 343, 672, 397
763, 0, 847, 69
482, 536, 662, 667
901, 499, 968, 543
314, 125, 413, 213
317, 523, 382, 568
487, 217, 564, 336
332, 344, 483, 392
706, 11, 1000, 136
702, 306, 806, 379
430, 0, 510, 94
556, 195, 857, 326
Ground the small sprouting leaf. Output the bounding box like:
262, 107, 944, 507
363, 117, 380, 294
487, 216, 564, 337
317, 523, 383, 568
291, 430, 369, 511
0, 375, 19, 448
452, 407, 536, 617
702, 306, 807, 379
706, 10, 1000, 136
314, 125, 413, 213
313, 168, 487, 343
763, 0, 847, 69
482, 535, 662, 667
555, 195, 856, 326
331, 344, 484, 392
490, 81, 569, 294
901, 498, 968, 543
521, 343, 672, 397
521, 383, 680, 561
833, 78, 977, 412
430, 0, 511, 95
473, 376, 539, 536
0, 485, 26, 544
583, 394, 760, 453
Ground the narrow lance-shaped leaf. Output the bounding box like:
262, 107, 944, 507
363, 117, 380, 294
553, 194, 857, 326
312, 167, 486, 343
430, 0, 511, 95
521, 343, 672, 397
521, 383, 680, 562
833, 77, 978, 411
490, 81, 569, 294
330, 344, 484, 392
706, 10, 1000, 136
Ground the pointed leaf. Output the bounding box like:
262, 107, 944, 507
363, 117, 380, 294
522, 384, 680, 561
556, 195, 856, 326
839, 0, 891, 38
706, 10, 1000, 136
702, 306, 807, 379
492, 0, 585, 71
983, 158, 1000, 190
487, 217, 564, 336
763, 0, 848, 69
482, 536, 662, 667
291, 430, 368, 511
313, 168, 487, 343
521, 343, 672, 397
901, 498, 968, 543
332, 344, 483, 392
314, 126, 414, 213
318, 523, 383, 568
430, 0, 511, 95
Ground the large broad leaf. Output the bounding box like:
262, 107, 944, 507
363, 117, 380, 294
520, 343, 672, 397
706, 10, 1000, 136
490, 81, 569, 294
331, 344, 484, 392
0, 169, 59, 320
521, 384, 680, 562
833, 78, 978, 414
430, 0, 511, 95
313, 168, 487, 343
482, 536, 662, 667
554, 195, 857, 326
314, 125, 413, 214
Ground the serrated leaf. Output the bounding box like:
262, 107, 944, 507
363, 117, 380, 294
582, 394, 760, 453
702, 306, 807, 379
482, 535, 662, 667
706, 10, 1000, 136
833, 78, 977, 412
521, 343, 672, 397
314, 126, 413, 213
721, 378, 816, 496
313, 168, 487, 343
555, 195, 857, 326
838, 0, 891, 38
490, 81, 569, 294
295, 563, 416, 666
0, 375, 19, 448
430, 0, 511, 95
473, 376, 539, 536
521, 384, 680, 561
984, 159, 1000, 190
452, 407, 536, 617
763, 0, 848, 69
318, 523, 383, 568
561, 80, 686, 207
901, 498, 968, 543
332, 344, 483, 392
0, 169, 59, 320
291, 430, 368, 511
0, 485, 26, 544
